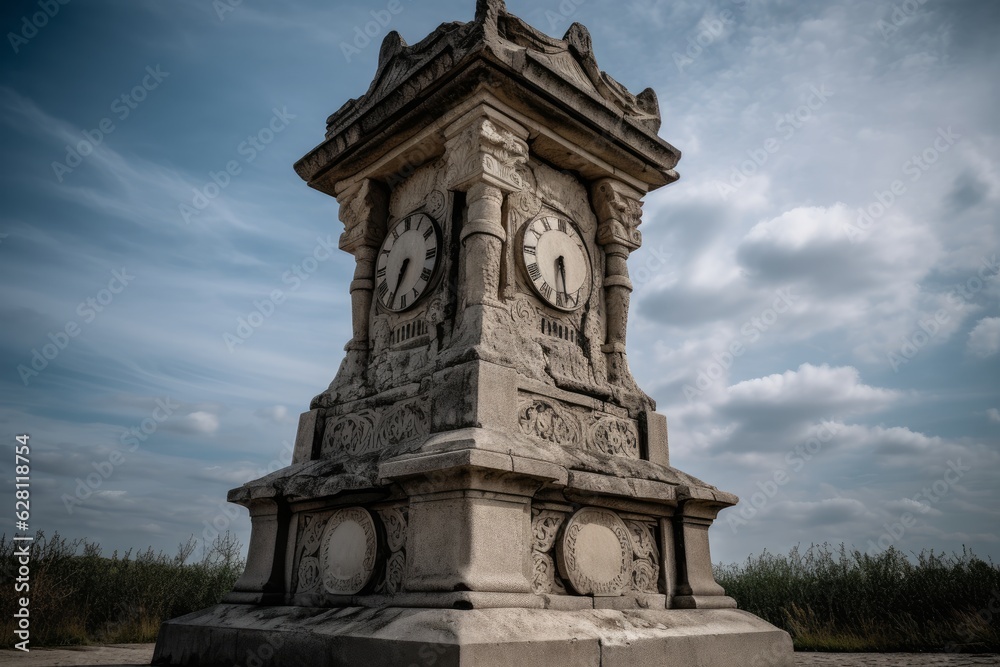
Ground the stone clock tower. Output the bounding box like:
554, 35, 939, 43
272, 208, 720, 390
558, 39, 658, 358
155, 2, 794, 665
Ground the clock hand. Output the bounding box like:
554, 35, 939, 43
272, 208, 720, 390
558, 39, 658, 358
556, 255, 567, 297
391, 257, 411, 305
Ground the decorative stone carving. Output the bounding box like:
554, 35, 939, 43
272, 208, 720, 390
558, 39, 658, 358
376, 507, 408, 595
321, 399, 429, 458
626, 520, 660, 594
518, 398, 583, 446
591, 417, 640, 459
556, 508, 633, 596
531, 509, 568, 595
445, 116, 529, 194
516, 392, 642, 460
375, 401, 430, 448
592, 179, 643, 251
297, 557, 321, 593
320, 507, 378, 596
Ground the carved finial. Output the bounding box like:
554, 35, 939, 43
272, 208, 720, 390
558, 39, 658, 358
475, 0, 506, 24
564, 23, 592, 58
378, 31, 407, 69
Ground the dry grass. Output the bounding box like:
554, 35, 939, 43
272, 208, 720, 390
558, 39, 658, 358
715, 543, 1000, 653
0, 532, 243, 646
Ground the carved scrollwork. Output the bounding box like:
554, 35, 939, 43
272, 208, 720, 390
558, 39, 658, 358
297, 556, 321, 593
322, 400, 430, 458
426, 189, 447, 219
376, 506, 408, 596
518, 399, 582, 446
378, 508, 408, 553
626, 520, 660, 594
531, 508, 568, 595
445, 117, 528, 193
591, 417, 640, 459
375, 401, 430, 448
327, 413, 375, 456
592, 179, 643, 250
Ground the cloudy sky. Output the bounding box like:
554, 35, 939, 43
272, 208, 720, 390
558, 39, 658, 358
1, 0, 997, 567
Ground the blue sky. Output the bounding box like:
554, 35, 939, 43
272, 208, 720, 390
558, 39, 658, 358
1, 0, 998, 566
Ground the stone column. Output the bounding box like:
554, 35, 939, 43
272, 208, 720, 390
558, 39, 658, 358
336, 179, 390, 358
671, 499, 737, 609
223, 498, 289, 605
592, 178, 645, 385
444, 109, 529, 316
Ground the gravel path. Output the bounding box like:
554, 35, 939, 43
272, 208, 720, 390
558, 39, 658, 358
1, 645, 997, 666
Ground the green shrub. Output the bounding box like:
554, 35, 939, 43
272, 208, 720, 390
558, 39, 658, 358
0, 531, 244, 646
715, 543, 1000, 652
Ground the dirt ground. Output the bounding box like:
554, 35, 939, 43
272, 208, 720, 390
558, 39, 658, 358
0, 645, 997, 666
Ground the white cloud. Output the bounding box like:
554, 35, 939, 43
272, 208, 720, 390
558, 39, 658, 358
988, 408, 1000, 424
967, 317, 1000, 358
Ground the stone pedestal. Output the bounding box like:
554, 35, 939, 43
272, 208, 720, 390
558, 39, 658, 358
153, 1, 795, 665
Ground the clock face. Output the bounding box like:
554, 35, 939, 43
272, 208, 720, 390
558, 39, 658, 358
375, 213, 441, 313
520, 215, 592, 312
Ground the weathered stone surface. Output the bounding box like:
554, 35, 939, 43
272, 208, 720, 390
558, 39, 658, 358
154, 605, 794, 667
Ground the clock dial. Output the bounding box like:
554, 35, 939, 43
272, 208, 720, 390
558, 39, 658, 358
520, 215, 592, 312
375, 213, 441, 313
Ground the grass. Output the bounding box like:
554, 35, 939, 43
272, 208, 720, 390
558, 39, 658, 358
0, 531, 244, 646
715, 543, 1000, 653
4, 535, 998, 651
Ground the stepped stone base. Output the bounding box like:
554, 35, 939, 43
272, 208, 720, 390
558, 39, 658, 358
153, 604, 794, 667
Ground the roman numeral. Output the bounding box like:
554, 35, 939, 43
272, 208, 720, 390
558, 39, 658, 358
412, 287, 421, 299
524, 245, 537, 256
376, 268, 387, 279
558, 219, 567, 233
423, 226, 434, 240
542, 219, 552, 232
378, 282, 389, 300
421, 268, 432, 282
392, 228, 400, 241
399, 295, 407, 309
556, 292, 565, 308
527, 263, 541, 281
426, 248, 437, 260
404, 218, 411, 232
540, 283, 553, 299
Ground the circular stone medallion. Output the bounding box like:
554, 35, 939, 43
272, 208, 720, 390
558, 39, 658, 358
319, 507, 378, 595
556, 508, 632, 597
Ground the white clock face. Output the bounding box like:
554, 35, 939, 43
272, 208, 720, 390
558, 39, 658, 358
375, 213, 441, 313
521, 215, 592, 312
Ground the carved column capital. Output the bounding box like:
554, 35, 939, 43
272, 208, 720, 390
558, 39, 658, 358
592, 178, 644, 251
336, 179, 389, 254
444, 110, 529, 194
